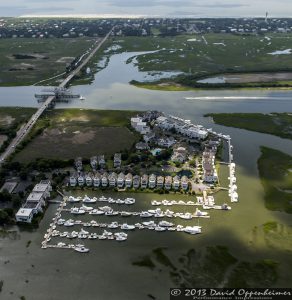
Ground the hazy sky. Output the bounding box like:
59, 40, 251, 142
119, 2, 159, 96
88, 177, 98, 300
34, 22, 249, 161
0, 0, 291, 18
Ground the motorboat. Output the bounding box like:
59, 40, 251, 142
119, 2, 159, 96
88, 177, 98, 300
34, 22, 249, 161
183, 226, 202, 235
80, 205, 93, 212
171, 200, 178, 205
57, 242, 66, 247
115, 235, 127, 241
140, 211, 153, 218
99, 196, 107, 201
178, 200, 186, 205
103, 230, 113, 236
120, 223, 135, 230
64, 220, 75, 226
89, 209, 105, 215
83, 196, 97, 204
155, 226, 167, 232
120, 211, 132, 217
68, 196, 81, 203
57, 218, 65, 225
167, 227, 176, 231
59, 232, 68, 237
71, 207, 86, 215
105, 210, 119, 216
194, 208, 209, 217
108, 198, 116, 204
142, 221, 156, 227
83, 222, 92, 227
74, 246, 89, 253
98, 206, 112, 212
159, 221, 174, 227
80, 228, 89, 235
75, 220, 82, 224
88, 233, 98, 239
78, 233, 88, 239
179, 213, 193, 220
98, 234, 107, 240
186, 201, 195, 206
108, 222, 119, 229
164, 209, 174, 217
151, 200, 161, 206
221, 203, 231, 210
124, 198, 135, 205
116, 199, 125, 204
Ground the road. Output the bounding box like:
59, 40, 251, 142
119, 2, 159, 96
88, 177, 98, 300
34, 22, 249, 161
0, 29, 113, 164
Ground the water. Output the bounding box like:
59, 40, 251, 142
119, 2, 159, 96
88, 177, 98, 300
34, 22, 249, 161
1, 51, 292, 299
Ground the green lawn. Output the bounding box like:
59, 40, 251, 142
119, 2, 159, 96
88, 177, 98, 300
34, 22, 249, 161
206, 113, 292, 140
258, 147, 292, 214
12, 109, 141, 163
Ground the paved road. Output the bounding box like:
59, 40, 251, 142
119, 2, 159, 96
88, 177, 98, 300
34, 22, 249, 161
0, 29, 113, 164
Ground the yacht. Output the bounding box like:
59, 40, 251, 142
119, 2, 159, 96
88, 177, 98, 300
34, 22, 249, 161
140, 211, 153, 218
90, 220, 99, 227
120, 223, 135, 230
99, 196, 107, 202
68, 196, 81, 203
142, 221, 156, 227
71, 207, 86, 215
115, 235, 127, 241
89, 209, 105, 215
155, 226, 167, 232
83, 196, 97, 204
105, 210, 119, 216
64, 220, 75, 226
108, 198, 116, 204
57, 242, 66, 247
221, 203, 231, 210
125, 198, 135, 205
194, 208, 209, 217
74, 246, 89, 253
116, 199, 125, 204
159, 221, 174, 227
88, 233, 98, 239
57, 218, 65, 225
108, 222, 119, 229
80, 205, 93, 212
59, 232, 68, 237
98, 206, 112, 212
183, 226, 202, 235
151, 200, 161, 206
120, 211, 132, 217
179, 213, 193, 220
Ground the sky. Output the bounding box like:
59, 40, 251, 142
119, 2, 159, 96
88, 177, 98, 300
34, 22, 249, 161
0, 0, 291, 18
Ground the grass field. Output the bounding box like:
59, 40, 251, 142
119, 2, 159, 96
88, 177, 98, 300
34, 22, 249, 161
13, 109, 141, 163
258, 147, 292, 214
206, 113, 292, 140
0, 37, 98, 86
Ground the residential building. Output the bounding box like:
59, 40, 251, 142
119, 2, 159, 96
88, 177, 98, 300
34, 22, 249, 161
157, 176, 164, 189
114, 153, 122, 168
15, 208, 34, 223
164, 176, 172, 190
108, 172, 117, 187
157, 137, 176, 148
117, 173, 125, 188
98, 155, 106, 168
85, 173, 93, 187
93, 172, 101, 187
181, 176, 189, 190
133, 175, 140, 189
141, 174, 148, 189
69, 175, 77, 187
75, 157, 83, 171
143, 131, 155, 143
136, 142, 149, 150
125, 173, 133, 188
78, 174, 85, 186
172, 176, 180, 190
90, 156, 98, 169
148, 174, 157, 189
101, 172, 108, 187
32, 180, 52, 198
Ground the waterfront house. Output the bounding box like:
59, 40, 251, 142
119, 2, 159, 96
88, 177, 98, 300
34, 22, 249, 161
131, 117, 151, 134
90, 156, 98, 170
85, 173, 93, 187
164, 176, 172, 190
141, 174, 148, 189
15, 208, 34, 223
98, 155, 106, 168
75, 157, 83, 171
101, 172, 108, 187
117, 173, 125, 188
78, 174, 85, 186
172, 176, 181, 190
133, 175, 140, 189
125, 173, 133, 188
157, 137, 176, 148
69, 175, 77, 187
32, 180, 52, 198
181, 176, 189, 190
93, 172, 101, 187
157, 176, 164, 189
148, 174, 157, 189
143, 131, 155, 143
114, 153, 122, 168
108, 172, 117, 187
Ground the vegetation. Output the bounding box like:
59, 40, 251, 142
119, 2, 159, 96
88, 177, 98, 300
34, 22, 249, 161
258, 147, 292, 214
12, 109, 141, 163
0, 37, 98, 86
205, 113, 292, 140
132, 256, 156, 270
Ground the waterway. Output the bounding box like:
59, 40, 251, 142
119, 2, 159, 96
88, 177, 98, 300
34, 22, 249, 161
0, 51, 292, 299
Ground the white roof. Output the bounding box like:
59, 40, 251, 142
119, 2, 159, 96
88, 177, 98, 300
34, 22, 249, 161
27, 192, 43, 202
33, 183, 49, 193
16, 208, 33, 217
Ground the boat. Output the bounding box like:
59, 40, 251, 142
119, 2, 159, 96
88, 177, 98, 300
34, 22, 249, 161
167, 227, 176, 231
98, 235, 107, 240
70, 207, 86, 215
59, 232, 68, 237
120, 211, 132, 217
159, 220, 174, 227
178, 200, 186, 205
179, 213, 193, 220
108, 222, 119, 229
151, 200, 161, 206
83, 222, 92, 227
88, 233, 98, 239
124, 198, 135, 205
186, 201, 195, 206
80, 205, 93, 212
99, 196, 107, 202
115, 235, 127, 241
57, 242, 66, 247
64, 220, 75, 226
105, 210, 119, 216
183, 226, 202, 235
68, 196, 81, 203
98, 206, 112, 212
57, 218, 65, 225
108, 198, 116, 204
116, 199, 125, 204
79, 96, 86, 101
75, 220, 82, 224
74, 246, 89, 253
221, 203, 231, 210
194, 208, 208, 217
89, 209, 105, 215
83, 196, 97, 204
140, 211, 153, 218
142, 221, 156, 226
155, 226, 167, 232
120, 223, 135, 230
164, 209, 175, 217
90, 220, 99, 227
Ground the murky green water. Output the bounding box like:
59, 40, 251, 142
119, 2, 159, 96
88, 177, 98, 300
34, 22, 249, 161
0, 51, 292, 299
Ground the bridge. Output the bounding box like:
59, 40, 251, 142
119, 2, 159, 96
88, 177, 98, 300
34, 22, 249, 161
0, 29, 113, 164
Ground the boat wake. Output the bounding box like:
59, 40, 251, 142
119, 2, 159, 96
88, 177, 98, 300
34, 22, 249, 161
184, 96, 282, 101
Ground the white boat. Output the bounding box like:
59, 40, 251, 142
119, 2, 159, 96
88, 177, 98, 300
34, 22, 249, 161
221, 203, 231, 210
75, 220, 82, 224
108, 198, 116, 204
98, 206, 112, 212
108, 222, 119, 229
120, 223, 135, 230
88, 233, 98, 239
105, 210, 119, 216
142, 221, 156, 226
155, 226, 167, 232
120, 211, 132, 217
99, 196, 107, 202
179, 213, 193, 220
186, 201, 195, 206
167, 227, 176, 231
140, 211, 153, 218
83, 222, 91, 227
159, 220, 174, 227
83, 196, 97, 204
164, 209, 174, 217
57, 218, 65, 225
151, 200, 161, 206
178, 200, 186, 205
98, 235, 107, 240
125, 198, 135, 205
68, 196, 81, 203
195, 208, 208, 217
80, 205, 93, 211
74, 246, 89, 253
115, 235, 127, 241
59, 232, 68, 237
80, 228, 89, 235
103, 230, 113, 236
116, 199, 125, 204
57, 242, 66, 247
183, 226, 202, 235
64, 220, 75, 226
89, 209, 105, 215
79, 96, 86, 101
71, 207, 86, 215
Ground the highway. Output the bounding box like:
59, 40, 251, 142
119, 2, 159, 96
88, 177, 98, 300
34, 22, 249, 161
0, 29, 113, 164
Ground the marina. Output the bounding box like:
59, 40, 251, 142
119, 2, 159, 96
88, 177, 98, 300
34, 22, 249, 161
41, 193, 233, 252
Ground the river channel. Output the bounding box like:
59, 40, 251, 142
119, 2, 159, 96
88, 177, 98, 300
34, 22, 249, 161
0, 51, 292, 299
